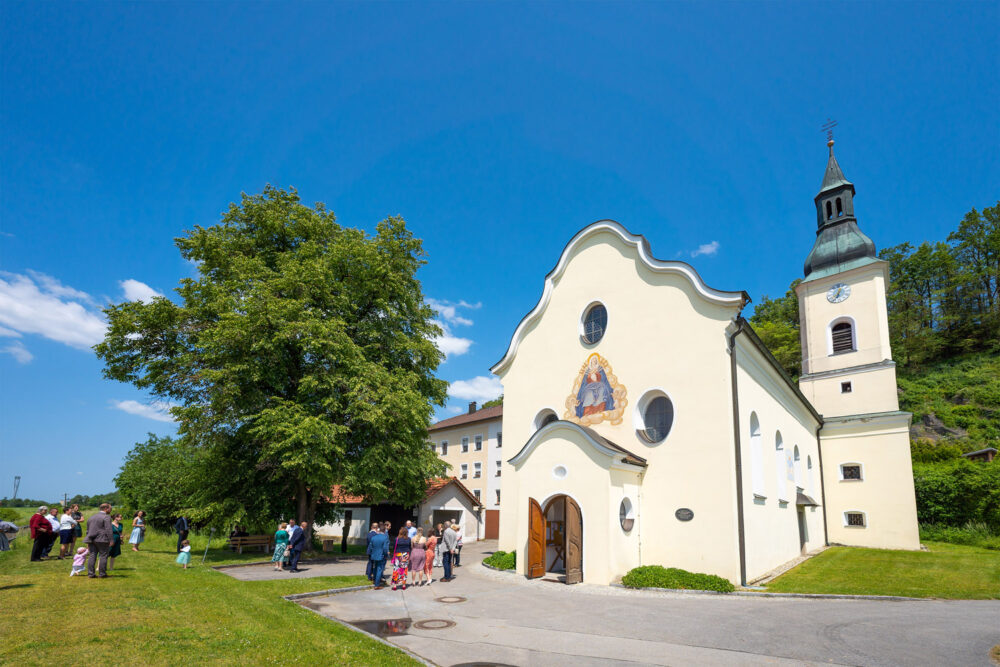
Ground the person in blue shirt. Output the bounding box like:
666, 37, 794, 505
366, 524, 391, 589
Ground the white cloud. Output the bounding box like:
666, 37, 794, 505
427, 298, 480, 327
76, 471, 83, 475
446, 406, 464, 415
433, 327, 473, 358
0, 326, 21, 338
120, 279, 163, 303
1, 340, 33, 364
448, 375, 503, 403
0, 272, 107, 349
110, 399, 178, 423
690, 241, 720, 258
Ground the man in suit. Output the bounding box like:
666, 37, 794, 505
287, 520, 308, 572
440, 522, 459, 582
366, 524, 390, 589
85, 503, 113, 578
175, 515, 190, 553
365, 522, 380, 581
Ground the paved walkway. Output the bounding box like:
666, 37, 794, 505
218, 556, 365, 581
233, 541, 1000, 666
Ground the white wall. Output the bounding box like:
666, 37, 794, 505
418, 484, 482, 542
314, 507, 371, 544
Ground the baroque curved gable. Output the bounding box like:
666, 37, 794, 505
490, 220, 748, 375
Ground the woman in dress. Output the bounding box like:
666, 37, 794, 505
424, 528, 437, 583
108, 514, 124, 571
129, 510, 146, 551
391, 527, 411, 591
272, 522, 289, 571
409, 529, 427, 587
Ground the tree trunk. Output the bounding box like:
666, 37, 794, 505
296, 481, 316, 551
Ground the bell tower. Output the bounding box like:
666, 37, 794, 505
797, 140, 920, 551
796, 140, 898, 417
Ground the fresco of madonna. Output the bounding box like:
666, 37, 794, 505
564, 353, 628, 426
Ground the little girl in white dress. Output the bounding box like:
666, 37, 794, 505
176, 539, 191, 569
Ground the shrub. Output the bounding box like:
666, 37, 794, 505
920, 522, 1000, 550
913, 459, 1000, 528
622, 565, 735, 592
0, 508, 20, 523
483, 550, 516, 570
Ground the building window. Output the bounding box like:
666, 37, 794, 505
473, 489, 481, 501
775, 432, 788, 502
475, 435, 483, 451
430, 442, 436, 453
495, 489, 500, 505
462, 437, 469, 453
533, 408, 558, 432
581, 302, 608, 344
841, 381, 853, 393
831, 321, 855, 354
826, 200, 833, 219
497, 432, 502, 448
793, 445, 801, 488
440, 441, 448, 456
460, 463, 468, 479
619, 497, 635, 532
840, 463, 863, 481
496, 460, 502, 477
836, 197, 843, 217
474, 462, 482, 478
845, 511, 866, 528
749, 412, 765, 498
807, 455, 814, 496
634, 390, 674, 444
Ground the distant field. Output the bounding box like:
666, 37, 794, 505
767, 541, 1000, 599
0, 515, 416, 665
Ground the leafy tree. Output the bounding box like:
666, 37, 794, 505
749, 279, 801, 378
96, 187, 448, 542
481, 395, 503, 408
115, 434, 199, 529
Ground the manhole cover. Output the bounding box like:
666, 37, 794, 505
413, 619, 456, 630
434, 596, 467, 603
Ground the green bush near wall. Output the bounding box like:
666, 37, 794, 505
0, 508, 21, 523
483, 550, 516, 570
622, 565, 735, 592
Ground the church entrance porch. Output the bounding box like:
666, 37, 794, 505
527, 494, 583, 584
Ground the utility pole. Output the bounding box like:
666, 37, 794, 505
11, 476, 20, 499
63, 493, 68, 508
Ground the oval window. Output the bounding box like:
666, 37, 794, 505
619, 498, 634, 532
638, 395, 674, 444
581, 303, 607, 344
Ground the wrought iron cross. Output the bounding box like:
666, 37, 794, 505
821, 118, 838, 142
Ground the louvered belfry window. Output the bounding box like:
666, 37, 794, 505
831, 322, 854, 353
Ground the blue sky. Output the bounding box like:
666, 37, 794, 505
2, 3, 996, 500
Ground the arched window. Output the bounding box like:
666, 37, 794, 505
634, 390, 674, 444
807, 455, 814, 496
774, 431, 788, 502
836, 197, 843, 216
749, 413, 765, 497
826, 201, 833, 219
533, 409, 558, 432
831, 321, 855, 353
793, 445, 802, 488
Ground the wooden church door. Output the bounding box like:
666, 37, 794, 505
527, 498, 545, 578
565, 496, 583, 584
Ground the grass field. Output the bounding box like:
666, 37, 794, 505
767, 541, 1000, 599
0, 512, 416, 665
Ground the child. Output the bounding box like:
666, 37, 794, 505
70, 546, 88, 576
176, 539, 191, 569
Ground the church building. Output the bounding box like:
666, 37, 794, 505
493, 142, 920, 586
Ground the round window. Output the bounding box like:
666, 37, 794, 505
581, 303, 607, 344
619, 498, 634, 532
638, 394, 674, 444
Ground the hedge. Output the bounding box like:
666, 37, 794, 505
483, 550, 516, 570
622, 565, 735, 592
913, 459, 1000, 528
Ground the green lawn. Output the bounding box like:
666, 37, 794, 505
0, 517, 416, 665
766, 541, 1000, 599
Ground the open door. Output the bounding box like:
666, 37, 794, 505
527, 498, 545, 578
565, 496, 583, 584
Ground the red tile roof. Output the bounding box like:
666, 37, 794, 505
428, 404, 502, 431
328, 476, 482, 508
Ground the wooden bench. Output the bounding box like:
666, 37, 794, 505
227, 535, 273, 554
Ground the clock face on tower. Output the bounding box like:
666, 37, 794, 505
827, 282, 851, 303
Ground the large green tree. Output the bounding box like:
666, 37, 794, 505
96, 187, 448, 539
749, 279, 801, 379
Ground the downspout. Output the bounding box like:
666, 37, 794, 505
815, 424, 829, 546
727, 319, 748, 587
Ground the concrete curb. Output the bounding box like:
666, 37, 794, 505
481, 561, 516, 572
283, 584, 374, 600
290, 593, 438, 667
609, 583, 928, 601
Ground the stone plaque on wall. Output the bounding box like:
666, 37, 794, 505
675, 508, 694, 522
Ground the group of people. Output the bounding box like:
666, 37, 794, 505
22, 505, 194, 576
365, 519, 463, 590
270, 519, 309, 572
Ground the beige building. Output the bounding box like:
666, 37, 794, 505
493, 142, 919, 586
428, 402, 504, 539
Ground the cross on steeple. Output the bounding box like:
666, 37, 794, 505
821, 118, 838, 144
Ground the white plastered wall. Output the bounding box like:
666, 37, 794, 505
418, 484, 482, 542
734, 337, 825, 581
497, 227, 745, 584
314, 506, 371, 544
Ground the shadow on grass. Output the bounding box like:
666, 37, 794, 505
0, 583, 34, 590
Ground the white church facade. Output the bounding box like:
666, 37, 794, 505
493, 142, 920, 586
